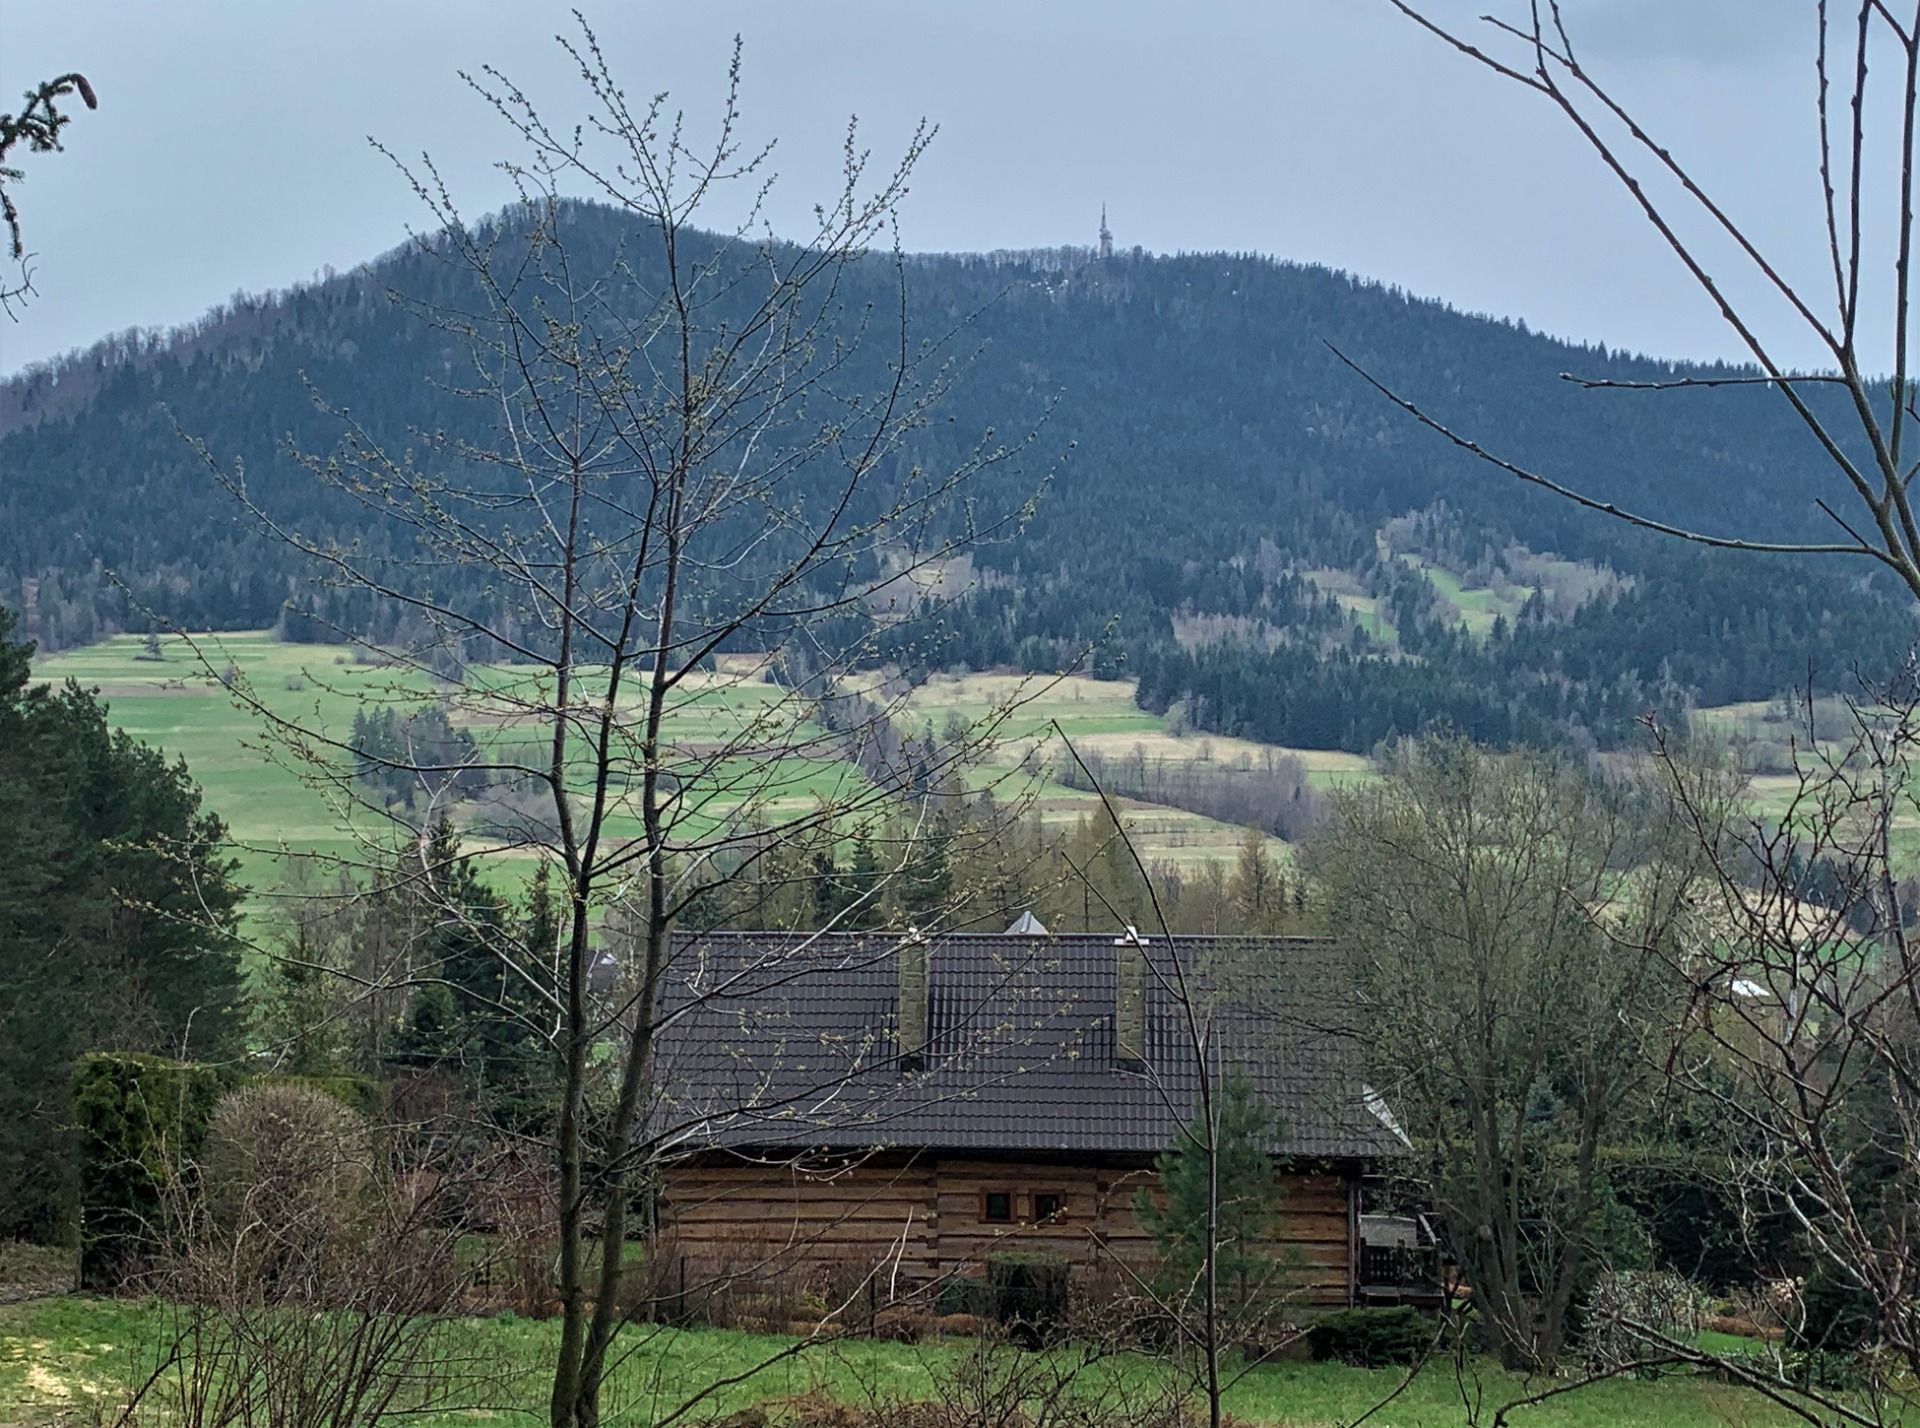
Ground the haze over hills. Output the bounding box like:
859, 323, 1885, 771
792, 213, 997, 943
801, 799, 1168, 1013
2, 202, 1904, 754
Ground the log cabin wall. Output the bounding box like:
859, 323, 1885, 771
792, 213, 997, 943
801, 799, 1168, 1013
661, 1152, 1358, 1309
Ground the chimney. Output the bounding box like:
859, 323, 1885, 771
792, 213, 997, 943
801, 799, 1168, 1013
897, 928, 930, 1068
1114, 926, 1147, 1069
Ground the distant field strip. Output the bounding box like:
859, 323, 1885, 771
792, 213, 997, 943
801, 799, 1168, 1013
31, 634, 871, 894
903, 672, 1374, 866
33, 638, 1382, 893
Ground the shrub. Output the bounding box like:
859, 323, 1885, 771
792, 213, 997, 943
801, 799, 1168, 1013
69, 1056, 383, 1294
71, 1052, 239, 1291
1580, 1269, 1712, 1373
984, 1250, 1070, 1346
1786, 1347, 1873, 1393
1306, 1306, 1433, 1366
203, 1084, 374, 1232
276, 1072, 385, 1120
1790, 1261, 1878, 1354
937, 1275, 996, 1317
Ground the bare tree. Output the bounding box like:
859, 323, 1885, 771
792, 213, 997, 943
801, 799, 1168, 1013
1643, 674, 1920, 1424
1348, 2, 1917, 592
1342, 4, 1920, 1416
179, 22, 1050, 1427
0, 70, 96, 315
1301, 736, 1705, 1371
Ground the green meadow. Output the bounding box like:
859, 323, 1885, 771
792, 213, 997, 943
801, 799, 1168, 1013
29, 633, 871, 908
37, 633, 1903, 900
32, 632, 412, 895
0, 1294, 1834, 1428
901, 671, 1371, 868
1397, 554, 1534, 638
32, 638, 1381, 898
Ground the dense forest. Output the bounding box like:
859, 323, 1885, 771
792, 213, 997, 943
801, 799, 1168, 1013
2, 204, 1905, 751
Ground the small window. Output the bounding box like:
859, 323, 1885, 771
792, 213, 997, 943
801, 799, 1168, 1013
1032, 1191, 1066, 1223
982, 1190, 1013, 1223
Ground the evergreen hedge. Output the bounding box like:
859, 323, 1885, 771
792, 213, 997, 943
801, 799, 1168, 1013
1307, 1306, 1434, 1366
71, 1052, 381, 1290
71, 1052, 238, 1290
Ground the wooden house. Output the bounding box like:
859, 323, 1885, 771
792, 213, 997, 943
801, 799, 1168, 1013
650, 924, 1403, 1310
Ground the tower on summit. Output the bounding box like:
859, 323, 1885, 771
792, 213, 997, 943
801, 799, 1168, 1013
1098, 205, 1113, 262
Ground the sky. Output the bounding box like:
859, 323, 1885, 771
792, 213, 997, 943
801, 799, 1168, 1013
0, 0, 1904, 375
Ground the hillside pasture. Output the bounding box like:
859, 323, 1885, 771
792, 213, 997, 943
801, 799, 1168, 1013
1304, 567, 1399, 646
31, 632, 417, 893
1398, 554, 1533, 637
30, 638, 1382, 899
903, 672, 1376, 865
30, 633, 870, 898
1684, 700, 1920, 871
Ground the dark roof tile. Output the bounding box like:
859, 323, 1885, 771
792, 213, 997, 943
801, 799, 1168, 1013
651, 931, 1400, 1161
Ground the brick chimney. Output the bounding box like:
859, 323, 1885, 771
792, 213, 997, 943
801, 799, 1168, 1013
1114, 926, 1147, 1069
897, 928, 930, 1068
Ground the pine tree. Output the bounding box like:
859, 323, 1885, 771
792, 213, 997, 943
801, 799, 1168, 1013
1137, 1074, 1287, 1325
0, 606, 246, 1241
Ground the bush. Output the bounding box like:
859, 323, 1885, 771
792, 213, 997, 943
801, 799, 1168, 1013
937, 1275, 996, 1317
1786, 1347, 1873, 1393
69, 1055, 387, 1293
71, 1052, 240, 1291
1790, 1261, 1878, 1354
984, 1250, 1070, 1346
203, 1084, 374, 1230
1306, 1306, 1433, 1366
275, 1072, 385, 1120
1580, 1269, 1712, 1373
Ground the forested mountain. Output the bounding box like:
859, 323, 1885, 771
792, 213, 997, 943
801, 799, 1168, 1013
2, 203, 1904, 751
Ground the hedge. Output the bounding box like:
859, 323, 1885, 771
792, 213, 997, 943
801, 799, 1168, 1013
71, 1052, 240, 1290
1307, 1306, 1434, 1366
71, 1053, 382, 1291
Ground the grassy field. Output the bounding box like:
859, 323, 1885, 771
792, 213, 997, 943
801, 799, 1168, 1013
1304, 568, 1401, 648
0, 1295, 1832, 1428
30, 633, 873, 896
47, 634, 1902, 896
1308, 559, 1531, 644
1690, 697, 1920, 868
31, 637, 1382, 895
32, 632, 423, 895
901, 672, 1372, 869
1397, 556, 1533, 638
1335, 592, 1400, 646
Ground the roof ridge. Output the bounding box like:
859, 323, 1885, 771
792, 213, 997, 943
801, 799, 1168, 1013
674, 929, 1335, 944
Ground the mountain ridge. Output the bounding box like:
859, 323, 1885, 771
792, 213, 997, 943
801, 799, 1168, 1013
2, 201, 1902, 753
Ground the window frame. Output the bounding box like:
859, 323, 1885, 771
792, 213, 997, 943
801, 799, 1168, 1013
1029, 1188, 1067, 1224
980, 1188, 1015, 1224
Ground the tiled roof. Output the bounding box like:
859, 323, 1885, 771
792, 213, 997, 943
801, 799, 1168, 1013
650, 931, 1400, 1162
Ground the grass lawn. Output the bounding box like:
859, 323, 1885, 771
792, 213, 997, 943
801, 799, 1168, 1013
0, 1295, 1836, 1428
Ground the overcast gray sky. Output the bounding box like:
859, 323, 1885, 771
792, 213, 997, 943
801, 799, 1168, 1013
0, 0, 1899, 374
